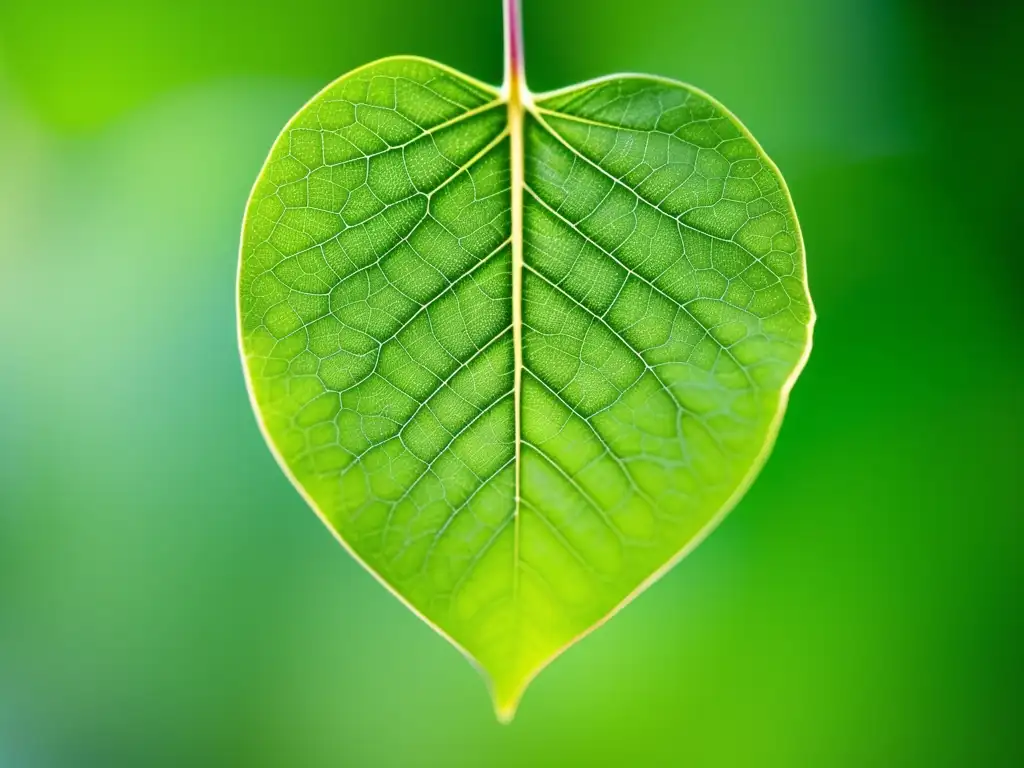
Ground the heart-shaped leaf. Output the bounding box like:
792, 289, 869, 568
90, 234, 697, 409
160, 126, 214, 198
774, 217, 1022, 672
238, 0, 813, 721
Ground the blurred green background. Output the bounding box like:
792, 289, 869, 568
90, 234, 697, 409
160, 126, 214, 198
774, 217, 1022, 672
1, 0, 1020, 764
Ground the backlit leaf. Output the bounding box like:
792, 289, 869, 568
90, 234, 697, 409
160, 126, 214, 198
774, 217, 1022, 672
238, 0, 813, 721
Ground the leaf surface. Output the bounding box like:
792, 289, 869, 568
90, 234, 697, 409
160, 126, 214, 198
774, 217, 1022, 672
238, 17, 812, 720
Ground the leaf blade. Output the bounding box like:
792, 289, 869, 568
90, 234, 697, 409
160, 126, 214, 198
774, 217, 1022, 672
238, 57, 813, 721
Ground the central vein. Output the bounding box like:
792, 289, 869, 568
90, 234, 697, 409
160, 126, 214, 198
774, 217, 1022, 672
504, 0, 527, 599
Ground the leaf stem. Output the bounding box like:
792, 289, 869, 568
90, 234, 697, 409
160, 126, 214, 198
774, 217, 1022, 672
503, 0, 526, 98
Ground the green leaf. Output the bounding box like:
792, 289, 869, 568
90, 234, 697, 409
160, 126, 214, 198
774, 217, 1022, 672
238, 1, 812, 722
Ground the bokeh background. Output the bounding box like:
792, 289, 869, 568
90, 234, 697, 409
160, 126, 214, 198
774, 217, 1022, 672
1, 0, 1021, 765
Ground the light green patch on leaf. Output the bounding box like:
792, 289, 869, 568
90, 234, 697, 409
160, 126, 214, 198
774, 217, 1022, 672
238, 1, 813, 722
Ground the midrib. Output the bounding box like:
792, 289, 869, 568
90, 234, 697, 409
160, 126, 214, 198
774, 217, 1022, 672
504, 0, 527, 605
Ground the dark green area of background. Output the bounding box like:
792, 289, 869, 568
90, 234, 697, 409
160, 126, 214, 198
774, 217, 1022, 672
0, 1, 1020, 765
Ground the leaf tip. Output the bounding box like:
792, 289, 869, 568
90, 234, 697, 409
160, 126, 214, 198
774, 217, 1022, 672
487, 671, 528, 725
494, 701, 518, 725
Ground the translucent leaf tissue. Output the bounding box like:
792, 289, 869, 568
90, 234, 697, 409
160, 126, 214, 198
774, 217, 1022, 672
238, 0, 814, 721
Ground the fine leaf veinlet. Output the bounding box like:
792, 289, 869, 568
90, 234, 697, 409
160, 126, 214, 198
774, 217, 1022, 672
238, 0, 814, 721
